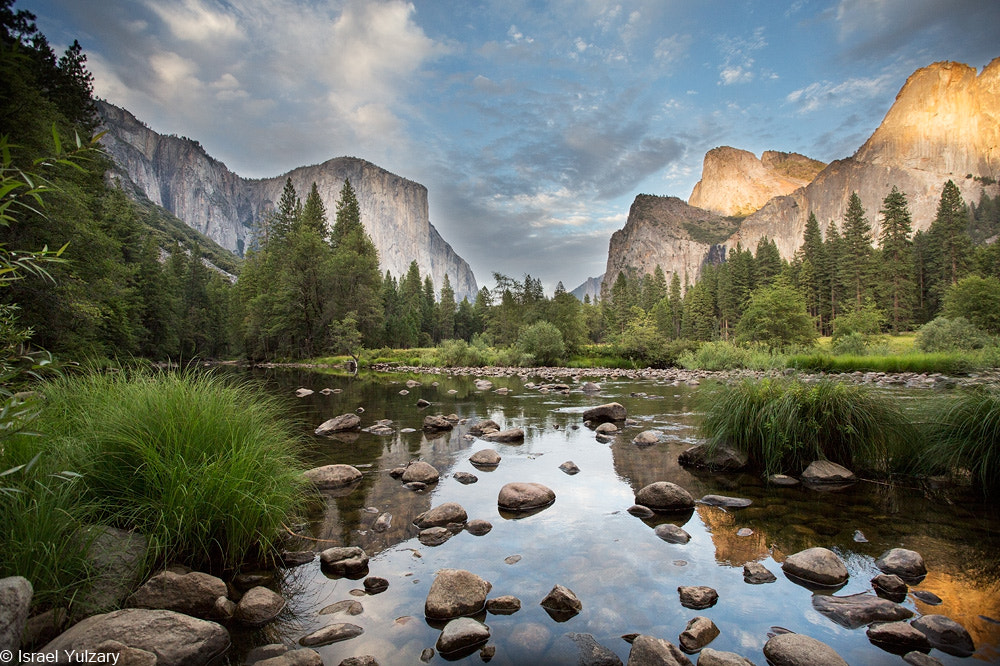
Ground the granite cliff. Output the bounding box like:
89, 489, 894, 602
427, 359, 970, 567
604, 58, 1000, 288
97, 101, 478, 300
688, 147, 825, 217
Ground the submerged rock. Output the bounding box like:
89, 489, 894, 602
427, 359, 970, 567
298, 623, 363, 647
699, 495, 752, 508
654, 523, 691, 544
304, 464, 362, 490
678, 444, 748, 471
811, 592, 913, 629
911, 614, 975, 657
483, 428, 525, 442
566, 632, 622, 666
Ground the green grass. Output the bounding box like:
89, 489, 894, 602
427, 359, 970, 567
787, 351, 980, 374
8, 370, 308, 578
697, 377, 918, 477
921, 387, 1000, 495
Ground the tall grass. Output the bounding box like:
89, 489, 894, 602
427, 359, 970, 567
678, 341, 788, 371
787, 352, 980, 374
32, 370, 308, 571
698, 377, 917, 477
921, 387, 1000, 496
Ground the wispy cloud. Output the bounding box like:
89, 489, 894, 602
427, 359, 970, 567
716, 26, 767, 85
786, 74, 893, 112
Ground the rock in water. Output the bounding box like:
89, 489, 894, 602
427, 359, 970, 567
625, 635, 693, 666
303, 464, 362, 489
319, 547, 369, 577
566, 632, 622, 666
234, 586, 285, 626
678, 444, 749, 471
401, 461, 439, 484
695, 648, 756, 665
498, 482, 556, 512
875, 548, 927, 581
743, 562, 776, 584
314, 413, 361, 435
0, 576, 32, 652
424, 569, 492, 620
635, 482, 695, 513
582, 402, 627, 423
800, 460, 857, 485
470, 449, 501, 466
911, 614, 975, 657
762, 633, 847, 666
699, 494, 752, 508
780, 547, 849, 587
414, 502, 468, 528
677, 586, 718, 610
436, 617, 490, 655
811, 592, 913, 629
40, 609, 229, 666
678, 616, 719, 653
298, 623, 364, 647
654, 524, 691, 544
539, 585, 582, 614
127, 570, 228, 619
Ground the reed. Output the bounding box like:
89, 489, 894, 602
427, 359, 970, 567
922, 387, 1000, 496
698, 377, 917, 477
35, 370, 308, 570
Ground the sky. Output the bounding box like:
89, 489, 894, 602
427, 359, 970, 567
21, 0, 1000, 294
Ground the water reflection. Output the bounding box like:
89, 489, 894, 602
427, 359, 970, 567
233, 368, 1000, 665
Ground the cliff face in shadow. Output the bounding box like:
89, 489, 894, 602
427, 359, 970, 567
98, 101, 479, 300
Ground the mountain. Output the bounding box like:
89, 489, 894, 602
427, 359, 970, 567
97, 101, 479, 300
570, 274, 604, 302
605, 58, 1000, 285
688, 147, 825, 217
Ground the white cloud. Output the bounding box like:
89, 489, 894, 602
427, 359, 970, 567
716, 26, 767, 85
144, 0, 242, 43
653, 34, 692, 68
786, 74, 893, 112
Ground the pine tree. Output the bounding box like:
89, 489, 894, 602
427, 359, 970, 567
839, 192, 875, 308
797, 212, 825, 328
668, 272, 683, 339
273, 178, 301, 243
930, 180, 973, 288
437, 274, 456, 341
877, 187, 914, 332
299, 182, 327, 235
398, 261, 423, 348
822, 221, 844, 334
754, 237, 783, 286
330, 178, 382, 345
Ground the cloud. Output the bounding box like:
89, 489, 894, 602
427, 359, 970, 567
653, 34, 692, 68
786, 74, 893, 112
716, 26, 767, 85
144, 0, 242, 43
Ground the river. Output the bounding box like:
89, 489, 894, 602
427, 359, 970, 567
228, 368, 1000, 665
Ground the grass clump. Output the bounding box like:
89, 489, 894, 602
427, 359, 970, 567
922, 386, 1000, 496
31, 370, 308, 571
698, 377, 916, 477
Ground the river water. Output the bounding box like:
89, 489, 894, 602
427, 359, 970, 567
230, 368, 1000, 665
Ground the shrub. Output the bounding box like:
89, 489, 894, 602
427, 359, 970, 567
34, 370, 308, 570
943, 276, 1000, 334
831, 331, 869, 356
735, 284, 817, 350
698, 377, 915, 477
916, 316, 991, 352
679, 341, 749, 370
922, 387, 1000, 495
516, 321, 565, 366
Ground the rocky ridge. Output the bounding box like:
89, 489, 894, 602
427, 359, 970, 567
603, 58, 1000, 288
97, 101, 479, 300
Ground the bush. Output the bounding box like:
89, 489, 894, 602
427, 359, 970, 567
698, 377, 916, 477
33, 370, 307, 570
922, 387, 1000, 495
831, 331, 869, 356
679, 341, 749, 370
735, 284, 817, 350
516, 321, 565, 366
916, 316, 991, 352
943, 276, 1000, 334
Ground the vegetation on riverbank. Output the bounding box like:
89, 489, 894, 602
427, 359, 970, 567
1, 370, 308, 608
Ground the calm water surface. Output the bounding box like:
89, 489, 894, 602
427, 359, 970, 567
232, 369, 1000, 665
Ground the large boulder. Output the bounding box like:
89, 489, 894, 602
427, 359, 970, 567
303, 464, 362, 490
781, 547, 849, 587
762, 633, 847, 666
40, 609, 229, 666
911, 614, 975, 657
811, 592, 913, 629
875, 548, 927, 581
635, 482, 695, 513
583, 403, 627, 423
0, 576, 32, 652
126, 570, 228, 619
314, 414, 361, 435
625, 635, 693, 666
498, 482, 556, 512
678, 444, 749, 471
800, 460, 856, 485
414, 502, 468, 529
424, 569, 492, 620
401, 461, 440, 484
436, 617, 490, 655
319, 547, 369, 577
866, 621, 932, 652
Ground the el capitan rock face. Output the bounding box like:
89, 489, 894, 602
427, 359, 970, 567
606, 59, 1000, 287
689, 146, 825, 217
97, 101, 478, 300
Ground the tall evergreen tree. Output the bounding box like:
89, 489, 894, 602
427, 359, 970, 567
929, 180, 973, 288
877, 187, 914, 332
839, 192, 875, 308
822, 221, 844, 334
754, 237, 783, 286
272, 178, 300, 243
299, 182, 327, 235
330, 179, 382, 345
